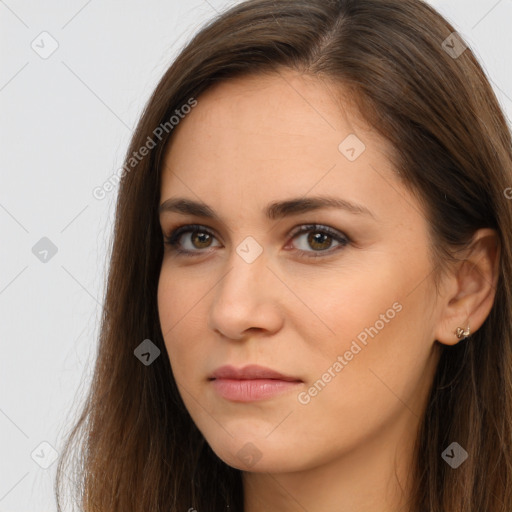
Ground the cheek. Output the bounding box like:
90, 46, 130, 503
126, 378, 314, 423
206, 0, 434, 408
157, 269, 178, 340
157, 269, 188, 364
315, 242, 432, 349
157, 267, 210, 378
157, 264, 202, 331
288, 289, 436, 462
290, 256, 402, 354
296, 251, 435, 399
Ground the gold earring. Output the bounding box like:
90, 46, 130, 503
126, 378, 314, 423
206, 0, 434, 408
455, 324, 471, 339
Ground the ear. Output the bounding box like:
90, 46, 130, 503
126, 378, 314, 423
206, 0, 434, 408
434, 228, 500, 346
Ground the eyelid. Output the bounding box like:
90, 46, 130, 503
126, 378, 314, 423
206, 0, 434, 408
163, 223, 222, 249
163, 223, 350, 257
285, 224, 350, 256
288, 223, 347, 240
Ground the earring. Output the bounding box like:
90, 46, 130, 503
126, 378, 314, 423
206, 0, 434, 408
455, 324, 471, 339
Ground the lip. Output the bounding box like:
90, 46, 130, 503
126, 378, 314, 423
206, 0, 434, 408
209, 364, 303, 402
210, 364, 301, 381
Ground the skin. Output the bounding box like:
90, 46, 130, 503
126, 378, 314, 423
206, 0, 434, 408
157, 69, 499, 512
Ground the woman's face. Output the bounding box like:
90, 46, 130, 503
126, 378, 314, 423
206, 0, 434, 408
157, 70, 443, 474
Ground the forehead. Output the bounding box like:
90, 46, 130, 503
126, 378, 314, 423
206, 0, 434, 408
163, 69, 378, 164
159, 70, 409, 223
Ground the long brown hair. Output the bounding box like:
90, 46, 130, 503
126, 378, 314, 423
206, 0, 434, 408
55, 1, 512, 510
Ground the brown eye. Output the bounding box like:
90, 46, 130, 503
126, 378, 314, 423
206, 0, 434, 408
307, 232, 333, 251
164, 223, 349, 258
163, 224, 221, 254
288, 224, 349, 257
189, 230, 213, 249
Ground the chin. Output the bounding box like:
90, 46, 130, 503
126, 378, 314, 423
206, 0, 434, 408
204, 431, 306, 473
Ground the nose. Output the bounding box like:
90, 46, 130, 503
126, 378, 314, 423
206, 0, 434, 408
207, 247, 284, 340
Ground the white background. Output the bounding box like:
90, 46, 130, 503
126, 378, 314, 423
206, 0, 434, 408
1, 0, 511, 510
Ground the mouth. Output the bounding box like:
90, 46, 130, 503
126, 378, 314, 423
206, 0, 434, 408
208, 364, 303, 402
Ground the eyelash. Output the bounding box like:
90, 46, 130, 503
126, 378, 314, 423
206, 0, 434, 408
163, 223, 350, 259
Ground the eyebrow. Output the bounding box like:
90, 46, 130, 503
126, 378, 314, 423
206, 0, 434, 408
159, 196, 376, 221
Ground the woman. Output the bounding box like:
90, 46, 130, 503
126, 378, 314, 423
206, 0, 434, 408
55, 0, 512, 511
